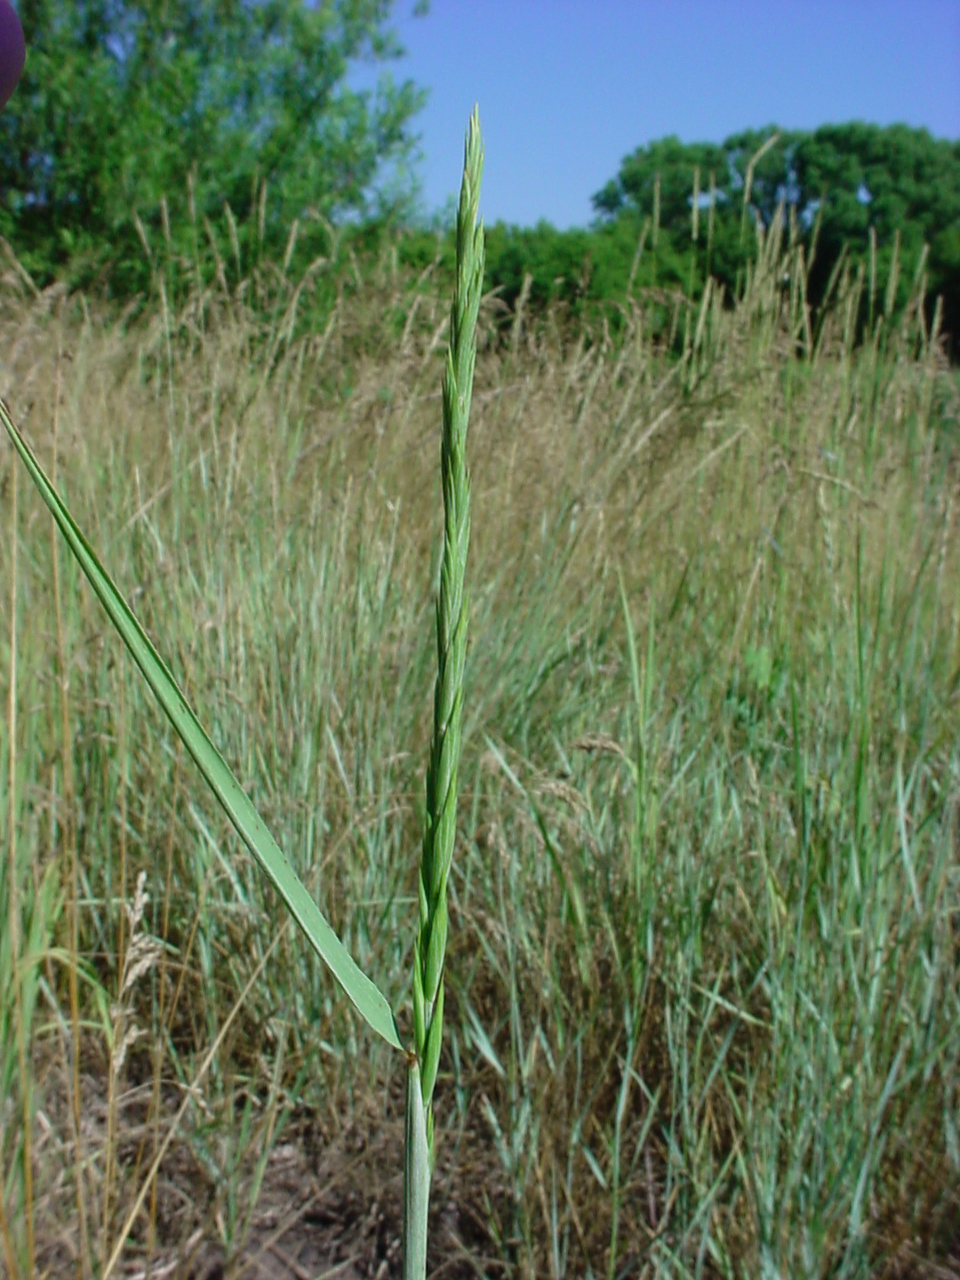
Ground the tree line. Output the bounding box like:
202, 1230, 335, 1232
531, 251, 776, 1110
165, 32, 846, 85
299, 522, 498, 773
1, 0, 957, 355
586, 123, 960, 351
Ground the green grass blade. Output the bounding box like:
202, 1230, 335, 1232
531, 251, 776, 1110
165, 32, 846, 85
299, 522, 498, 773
0, 397, 402, 1053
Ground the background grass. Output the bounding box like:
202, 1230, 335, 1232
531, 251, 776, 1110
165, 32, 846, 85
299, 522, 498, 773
1, 204, 959, 1278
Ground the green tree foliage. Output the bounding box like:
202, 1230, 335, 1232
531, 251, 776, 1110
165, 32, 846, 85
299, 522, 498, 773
593, 134, 732, 235
591, 122, 960, 352
459, 123, 958, 358
4, 21, 958, 363
0, 0, 428, 293
793, 124, 960, 323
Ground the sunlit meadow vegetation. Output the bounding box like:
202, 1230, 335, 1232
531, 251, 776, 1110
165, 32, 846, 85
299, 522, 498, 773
1, 192, 959, 1278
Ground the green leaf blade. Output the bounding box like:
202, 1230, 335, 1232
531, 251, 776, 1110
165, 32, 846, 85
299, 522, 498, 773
0, 399, 401, 1053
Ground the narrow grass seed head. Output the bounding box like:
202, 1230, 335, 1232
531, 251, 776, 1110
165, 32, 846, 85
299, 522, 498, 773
413, 106, 484, 1145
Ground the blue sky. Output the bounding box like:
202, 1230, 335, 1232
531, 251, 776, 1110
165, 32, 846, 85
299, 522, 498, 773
348, 0, 960, 232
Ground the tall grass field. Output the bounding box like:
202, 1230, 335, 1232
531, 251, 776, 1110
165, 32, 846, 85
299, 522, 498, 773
1, 119, 959, 1278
